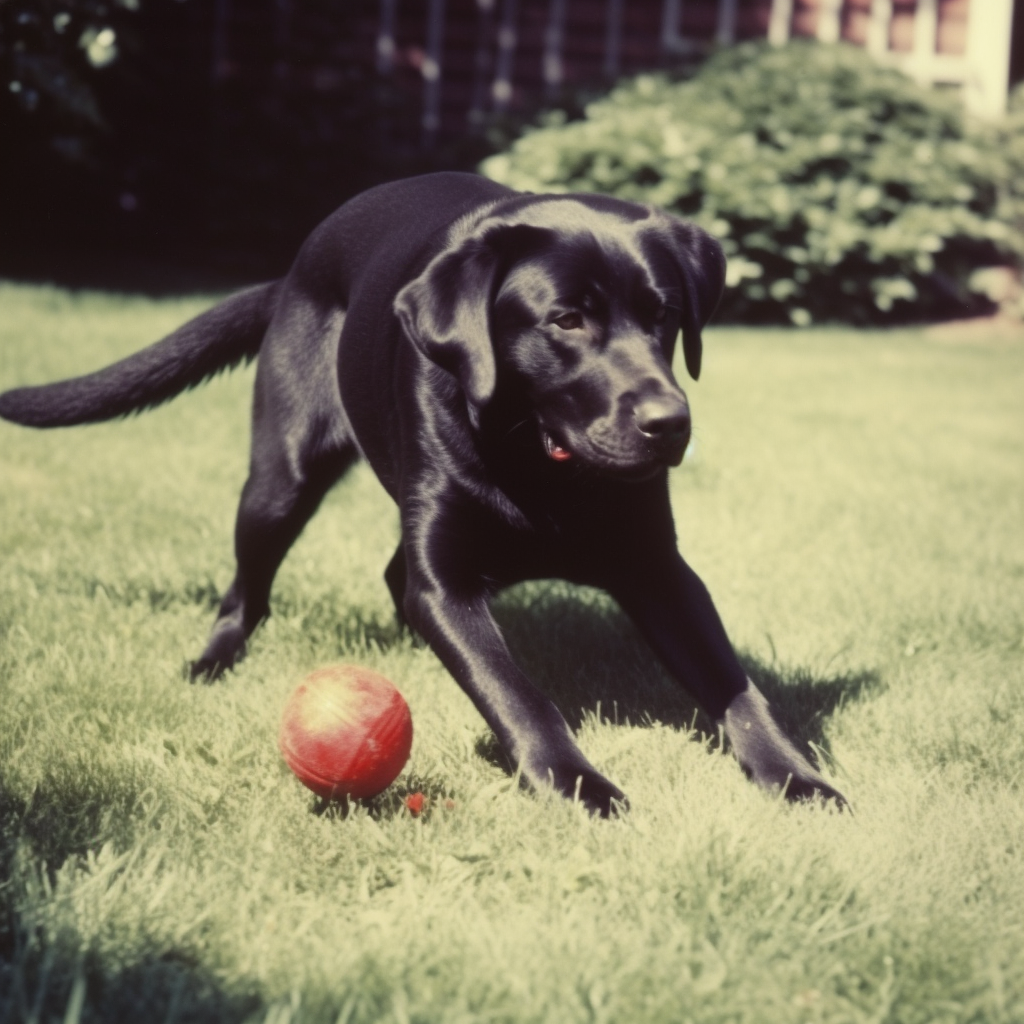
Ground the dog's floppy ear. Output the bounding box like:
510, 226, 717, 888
394, 233, 497, 409
395, 221, 544, 410
658, 218, 727, 381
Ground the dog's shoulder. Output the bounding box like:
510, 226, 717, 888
292, 173, 514, 306
338, 173, 515, 264
349, 173, 513, 229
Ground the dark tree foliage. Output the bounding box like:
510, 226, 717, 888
0, 0, 440, 283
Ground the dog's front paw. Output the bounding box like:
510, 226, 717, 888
742, 757, 847, 809
736, 745, 848, 809
551, 764, 629, 818
189, 620, 248, 682
524, 750, 628, 817
776, 770, 848, 809
188, 655, 231, 682
724, 683, 847, 810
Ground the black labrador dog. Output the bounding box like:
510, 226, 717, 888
0, 172, 844, 815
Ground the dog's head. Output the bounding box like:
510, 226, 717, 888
395, 195, 725, 481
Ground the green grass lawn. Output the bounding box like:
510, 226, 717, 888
1, 281, 1022, 1023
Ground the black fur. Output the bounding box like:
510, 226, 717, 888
0, 173, 845, 815
0, 282, 278, 426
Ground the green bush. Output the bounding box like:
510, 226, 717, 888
482, 42, 1024, 325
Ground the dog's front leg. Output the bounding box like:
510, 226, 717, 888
400, 537, 626, 816
612, 551, 846, 806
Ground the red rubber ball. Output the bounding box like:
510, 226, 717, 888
279, 665, 413, 800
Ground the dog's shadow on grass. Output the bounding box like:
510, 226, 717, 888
0, 784, 261, 1023
482, 581, 881, 769
274, 579, 879, 799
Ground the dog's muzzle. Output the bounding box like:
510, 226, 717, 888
634, 393, 691, 466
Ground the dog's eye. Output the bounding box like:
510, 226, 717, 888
552, 312, 584, 331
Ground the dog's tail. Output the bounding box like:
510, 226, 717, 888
0, 281, 280, 428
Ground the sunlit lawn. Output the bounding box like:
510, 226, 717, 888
1, 281, 1022, 1023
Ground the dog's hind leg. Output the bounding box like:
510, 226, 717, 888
191, 443, 356, 679
384, 543, 407, 628
191, 301, 357, 679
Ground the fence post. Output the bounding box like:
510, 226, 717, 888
661, 0, 681, 52
768, 0, 793, 46
492, 0, 518, 112
376, 0, 398, 75
604, 0, 624, 79
212, 0, 231, 81
422, 0, 445, 146
816, 0, 842, 43
866, 0, 892, 55
661, 0, 703, 57
544, 0, 567, 97
469, 0, 496, 125
716, 0, 737, 45
964, 0, 1013, 119
911, 0, 938, 75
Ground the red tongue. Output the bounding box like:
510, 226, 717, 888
549, 444, 572, 462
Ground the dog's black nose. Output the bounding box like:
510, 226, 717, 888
635, 394, 691, 452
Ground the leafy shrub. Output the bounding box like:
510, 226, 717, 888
482, 42, 1024, 325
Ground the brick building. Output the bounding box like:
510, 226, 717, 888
308, 0, 1018, 144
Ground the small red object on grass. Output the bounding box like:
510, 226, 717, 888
405, 792, 426, 816
279, 665, 413, 800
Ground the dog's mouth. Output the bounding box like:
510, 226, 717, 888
542, 430, 573, 462
540, 426, 673, 482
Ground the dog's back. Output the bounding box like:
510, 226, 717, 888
0, 173, 509, 435
284, 173, 514, 493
